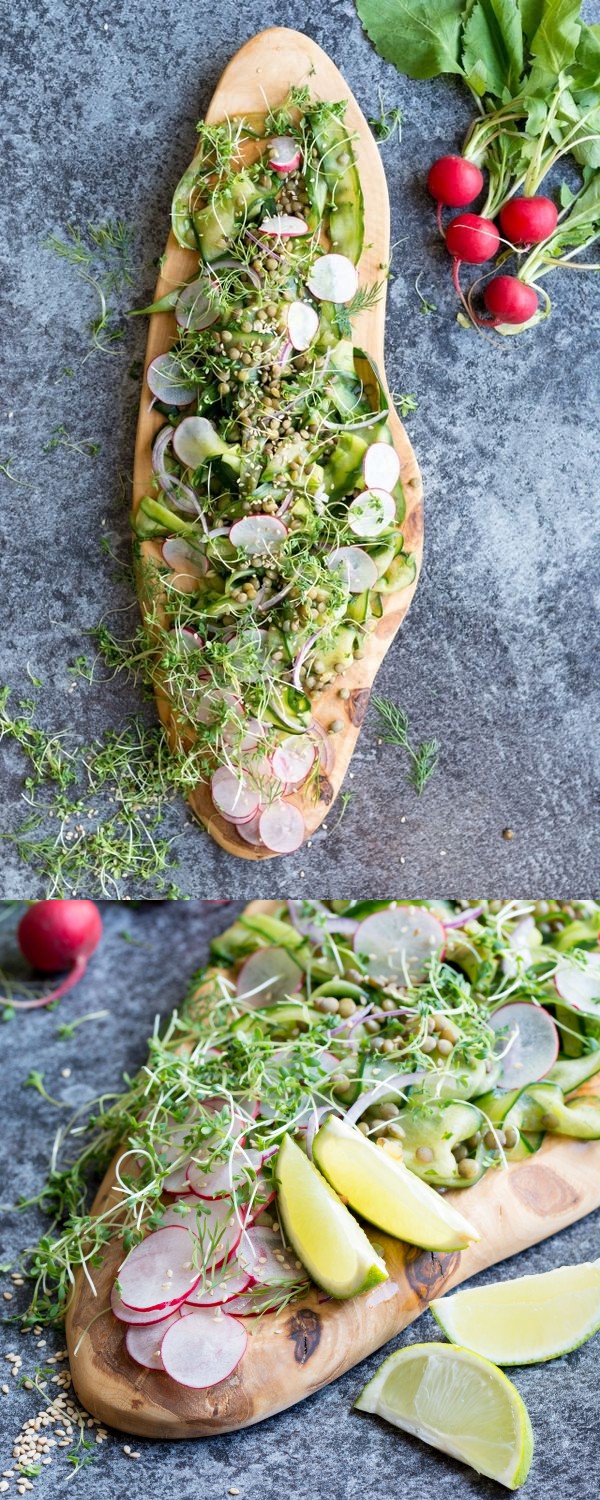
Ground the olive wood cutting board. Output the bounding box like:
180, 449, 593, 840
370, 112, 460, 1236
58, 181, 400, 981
66, 901, 600, 1438
132, 28, 424, 860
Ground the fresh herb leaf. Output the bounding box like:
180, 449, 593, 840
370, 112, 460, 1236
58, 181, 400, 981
372, 695, 439, 794
356, 0, 467, 80
368, 92, 404, 141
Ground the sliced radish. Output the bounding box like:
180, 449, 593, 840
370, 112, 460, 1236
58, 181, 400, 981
243, 1226, 302, 1286
147, 354, 196, 406
327, 545, 378, 593
173, 416, 222, 469
186, 1147, 265, 1201
197, 687, 241, 729
354, 906, 445, 985
163, 1164, 194, 1194
162, 538, 207, 580
501, 914, 538, 976
244, 1183, 277, 1222
211, 768, 260, 823
307, 254, 359, 303
364, 442, 400, 492
179, 627, 203, 652
175, 278, 220, 331
240, 718, 264, 753
348, 488, 395, 538
288, 301, 319, 350
489, 1001, 559, 1090
111, 1284, 186, 1326
554, 953, 600, 1016
268, 136, 302, 173
258, 800, 305, 854
236, 945, 303, 1005
236, 813, 264, 846
160, 1195, 244, 1265
271, 735, 316, 786
126, 1310, 181, 1371
118, 1226, 200, 1311
184, 1234, 258, 1306
229, 515, 287, 555
260, 214, 309, 237
160, 1307, 248, 1389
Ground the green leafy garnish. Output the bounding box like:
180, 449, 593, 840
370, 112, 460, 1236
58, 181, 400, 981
372, 694, 439, 793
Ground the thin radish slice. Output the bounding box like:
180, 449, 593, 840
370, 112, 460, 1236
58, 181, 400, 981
244, 1183, 277, 1222
197, 687, 241, 729
327, 545, 378, 593
348, 488, 395, 538
126, 1310, 181, 1370
236, 813, 264, 847
182, 1266, 253, 1308
260, 214, 309, 237
501, 914, 538, 976
160, 1308, 248, 1389
118, 1226, 200, 1311
175, 279, 220, 331
111, 1284, 186, 1326
363, 442, 401, 492
243, 1226, 302, 1286
307, 254, 359, 303
554, 953, 600, 1016
147, 354, 196, 406
268, 136, 302, 173
258, 800, 305, 854
309, 716, 335, 775
236, 945, 303, 1005
159, 1196, 244, 1266
489, 1001, 559, 1089
186, 1147, 265, 1201
162, 538, 207, 580
163, 1164, 194, 1195
271, 735, 316, 786
173, 416, 223, 469
240, 718, 264, 753
229, 515, 287, 554
179, 628, 203, 652
288, 300, 319, 350
211, 768, 260, 823
354, 907, 446, 985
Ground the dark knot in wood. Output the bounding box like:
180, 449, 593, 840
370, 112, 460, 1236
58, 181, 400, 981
287, 1308, 321, 1364
405, 1246, 461, 1304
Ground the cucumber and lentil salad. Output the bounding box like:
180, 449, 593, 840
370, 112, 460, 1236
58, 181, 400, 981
133, 90, 415, 854
11, 900, 600, 1397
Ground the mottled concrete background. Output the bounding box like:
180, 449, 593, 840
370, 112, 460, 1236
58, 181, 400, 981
0, 903, 599, 1499
1, 1, 599, 898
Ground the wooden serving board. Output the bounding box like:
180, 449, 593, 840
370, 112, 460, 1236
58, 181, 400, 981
132, 28, 424, 860
66, 902, 600, 1439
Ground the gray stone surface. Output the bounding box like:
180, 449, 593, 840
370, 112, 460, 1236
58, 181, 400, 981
1, 902, 599, 1499
1, 2, 599, 898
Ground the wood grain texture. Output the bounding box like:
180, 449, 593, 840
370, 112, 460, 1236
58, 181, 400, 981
66, 902, 600, 1439
132, 28, 424, 861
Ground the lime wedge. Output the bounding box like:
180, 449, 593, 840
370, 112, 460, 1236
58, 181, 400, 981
312, 1115, 479, 1252
431, 1260, 600, 1364
355, 1342, 533, 1490
275, 1133, 388, 1298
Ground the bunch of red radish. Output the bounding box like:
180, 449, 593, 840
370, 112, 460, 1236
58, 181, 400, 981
427, 155, 558, 327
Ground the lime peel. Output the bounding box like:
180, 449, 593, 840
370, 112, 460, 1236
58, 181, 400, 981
275, 1131, 388, 1298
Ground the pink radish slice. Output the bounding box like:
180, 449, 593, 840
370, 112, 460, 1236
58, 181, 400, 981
307, 254, 359, 303
173, 415, 221, 469
126, 1310, 181, 1370
501, 914, 538, 976
161, 1307, 248, 1389
354, 907, 446, 986
240, 718, 264, 753
163, 1164, 194, 1194
236, 813, 264, 846
488, 1001, 559, 1090
308, 717, 335, 776
260, 214, 309, 237
271, 735, 316, 786
236, 945, 303, 1005
179, 628, 203, 651
181, 1266, 253, 1308
159, 1198, 244, 1265
278, 338, 294, 369
118, 1226, 200, 1311
268, 136, 302, 172
186, 1147, 265, 1201
243, 1226, 302, 1286
288, 300, 319, 350
348, 489, 395, 538
554, 953, 600, 1016
327, 545, 378, 593
111, 1284, 186, 1326
175, 279, 219, 331
229, 515, 287, 554
147, 354, 196, 406
162, 538, 207, 578
363, 442, 401, 492
244, 1184, 277, 1223
259, 800, 305, 854
196, 687, 241, 728
211, 768, 260, 822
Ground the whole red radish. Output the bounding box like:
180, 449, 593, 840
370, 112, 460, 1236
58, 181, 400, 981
499, 196, 558, 246
1, 900, 103, 1010
483, 275, 538, 325
427, 155, 484, 207
445, 213, 500, 264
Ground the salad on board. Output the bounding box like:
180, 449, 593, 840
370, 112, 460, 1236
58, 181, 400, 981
13, 899, 600, 1396
133, 88, 415, 856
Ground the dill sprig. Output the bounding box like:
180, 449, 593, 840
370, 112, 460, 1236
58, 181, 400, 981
43, 219, 136, 356
372, 695, 439, 795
